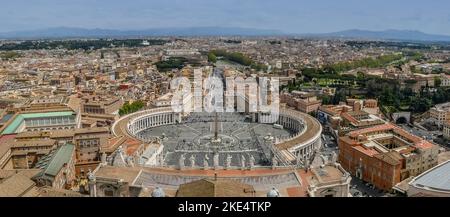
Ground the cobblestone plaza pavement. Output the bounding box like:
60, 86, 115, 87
136, 112, 295, 166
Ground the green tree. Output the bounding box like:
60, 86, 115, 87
332, 89, 347, 105
434, 77, 442, 88
119, 100, 145, 116
321, 95, 332, 105
410, 96, 432, 113
207, 52, 217, 63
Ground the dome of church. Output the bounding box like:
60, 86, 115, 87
151, 187, 165, 197
267, 187, 280, 197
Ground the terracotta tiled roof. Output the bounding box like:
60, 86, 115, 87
414, 140, 435, 150
348, 123, 395, 138
353, 145, 379, 157
124, 138, 143, 156
341, 112, 359, 124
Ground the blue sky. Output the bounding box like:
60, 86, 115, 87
1, 0, 450, 35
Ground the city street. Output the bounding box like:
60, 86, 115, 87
322, 133, 337, 149
349, 177, 395, 197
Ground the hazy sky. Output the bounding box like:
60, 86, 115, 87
1, 0, 450, 35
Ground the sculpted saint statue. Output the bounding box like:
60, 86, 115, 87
189, 154, 196, 168
241, 155, 246, 169
179, 154, 186, 169
203, 154, 209, 169
226, 154, 233, 168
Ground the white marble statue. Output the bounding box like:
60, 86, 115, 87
213, 152, 219, 168
241, 155, 246, 170
203, 154, 209, 169
179, 154, 186, 169
226, 154, 232, 169
189, 154, 196, 168
249, 155, 255, 169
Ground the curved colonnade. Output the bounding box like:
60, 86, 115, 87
112, 107, 322, 164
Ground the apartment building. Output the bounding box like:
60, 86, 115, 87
338, 123, 439, 191
281, 91, 322, 113
429, 102, 450, 127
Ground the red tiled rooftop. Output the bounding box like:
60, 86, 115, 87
348, 123, 434, 149
353, 145, 379, 157
414, 140, 435, 150
392, 127, 422, 143
124, 138, 142, 156
348, 123, 395, 137
341, 112, 359, 124
286, 187, 305, 197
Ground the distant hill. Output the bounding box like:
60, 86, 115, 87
2, 27, 450, 42
0, 27, 284, 39
304, 29, 450, 42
